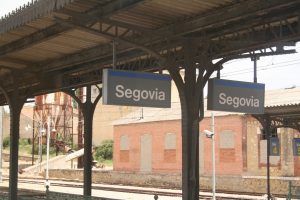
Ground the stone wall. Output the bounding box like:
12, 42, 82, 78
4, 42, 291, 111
246, 117, 300, 177
49, 169, 182, 189
48, 169, 300, 195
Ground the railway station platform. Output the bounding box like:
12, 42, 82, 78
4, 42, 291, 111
0, 177, 288, 200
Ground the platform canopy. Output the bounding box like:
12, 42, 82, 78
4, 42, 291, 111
250, 87, 300, 131
0, 0, 300, 104
2, 1, 300, 200
253, 104, 300, 132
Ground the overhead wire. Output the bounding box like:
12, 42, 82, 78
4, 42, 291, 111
44, 55, 300, 124
92, 57, 300, 123
221, 58, 300, 78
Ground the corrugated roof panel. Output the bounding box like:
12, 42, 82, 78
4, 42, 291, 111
9, 47, 62, 62
62, 29, 109, 43
0, 24, 42, 46
0, 32, 24, 46
265, 87, 300, 107
111, 11, 164, 29
3, 28, 110, 63
63, 0, 114, 13
0, 17, 55, 46
110, 0, 236, 29
0, 59, 26, 69
25, 17, 55, 30
0, 0, 76, 34
33, 41, 80, 54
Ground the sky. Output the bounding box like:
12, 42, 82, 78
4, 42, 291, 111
220, 44, 300, 90
1, 0, 300, 91
0, 0, 30, 17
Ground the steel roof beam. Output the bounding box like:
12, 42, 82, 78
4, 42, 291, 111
204, 21, 300, 59
168, 0, 300, 37
10, 19, 300, 92
56, 18, 160, 55
0, 24, 69, 59
0, 0, 144, 59
1, 0, 300, 99
58, 9, 173, 39
47, 1, 300, 72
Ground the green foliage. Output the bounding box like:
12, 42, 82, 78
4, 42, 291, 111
33, 145, 56, 155
72, 143, 78, 150
102, 159, 113, 167
19, 138, 30, 146
3, 137, 10, 148
94, 140, 113, 161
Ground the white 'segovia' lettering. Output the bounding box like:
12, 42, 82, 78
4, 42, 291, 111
115, 85, 166, 101
219, 92, 259, 108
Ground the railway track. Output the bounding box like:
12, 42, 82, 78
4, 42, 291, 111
4, 177, 286, 200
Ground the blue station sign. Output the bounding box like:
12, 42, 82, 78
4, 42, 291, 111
102, 69, 172, 108
270, 137, 280, 156
293, 138, 300, 156
207, 78, 265, 114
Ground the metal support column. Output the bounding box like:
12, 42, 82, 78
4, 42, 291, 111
178, 39, 201, 200
211, 112, 216, 200
251, 55, 259, 83
7, 90, 26, 200
0, 107, 3, 182
63, 85, 102, 196
112, 40, 117, 69
78, 88, 84, 168
31, 118, 35, 166
265, 115, 271, 200
83, 86, 93, 196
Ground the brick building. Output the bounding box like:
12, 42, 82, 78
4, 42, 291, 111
113, 87, 300, 177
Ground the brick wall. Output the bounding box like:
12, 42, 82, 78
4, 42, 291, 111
113, 114, 245, 176
201, 115, 245, 176
113, 114, 300, 177
114, 120, 182, 172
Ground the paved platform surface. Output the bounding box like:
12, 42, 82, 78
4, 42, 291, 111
0, 177, 288, 200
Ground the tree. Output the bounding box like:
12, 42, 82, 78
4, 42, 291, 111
95, 140, 113, 161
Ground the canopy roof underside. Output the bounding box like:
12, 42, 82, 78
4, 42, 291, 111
0, 0, 300, 111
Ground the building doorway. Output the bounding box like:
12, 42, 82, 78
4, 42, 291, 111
140, 134, 152, 172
